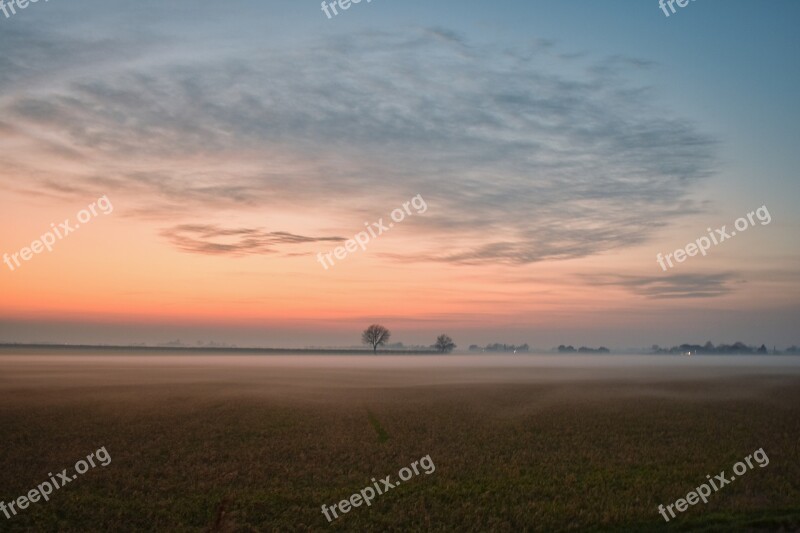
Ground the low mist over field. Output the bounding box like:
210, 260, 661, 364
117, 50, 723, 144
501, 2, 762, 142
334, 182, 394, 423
2, 350, 800, 531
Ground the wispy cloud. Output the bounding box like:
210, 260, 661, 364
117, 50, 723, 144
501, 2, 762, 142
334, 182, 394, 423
0, 26, 716, 264
583, 272, 738, 299
161, 225, 344, 256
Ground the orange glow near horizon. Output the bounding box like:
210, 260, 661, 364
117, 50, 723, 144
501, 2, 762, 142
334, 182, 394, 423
1, 183, 796, 336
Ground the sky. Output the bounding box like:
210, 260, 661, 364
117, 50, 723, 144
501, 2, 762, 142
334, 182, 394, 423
0, 0, 798, 350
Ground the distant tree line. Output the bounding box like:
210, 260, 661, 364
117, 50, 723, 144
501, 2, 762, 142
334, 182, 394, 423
651, 341, 775, 355
358, 327, 797, 356
557, 345, 610, 353
468, 343, 529, 353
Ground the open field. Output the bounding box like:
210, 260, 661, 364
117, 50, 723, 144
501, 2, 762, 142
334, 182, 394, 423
1, 350, 799, 532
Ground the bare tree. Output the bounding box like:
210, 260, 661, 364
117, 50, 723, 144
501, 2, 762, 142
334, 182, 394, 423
362, 324, 391, 354
434, 334, 456, 353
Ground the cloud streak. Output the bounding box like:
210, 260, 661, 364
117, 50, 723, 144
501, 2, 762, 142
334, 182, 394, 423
583, 273, 738, 299
161, 225, 344, 256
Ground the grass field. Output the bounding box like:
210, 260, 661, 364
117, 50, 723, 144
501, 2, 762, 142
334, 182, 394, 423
1, 351, 799, 532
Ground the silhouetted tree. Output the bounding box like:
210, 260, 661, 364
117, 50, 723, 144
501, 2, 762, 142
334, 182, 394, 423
362, 324, 391, 354
434, 334, 456, 353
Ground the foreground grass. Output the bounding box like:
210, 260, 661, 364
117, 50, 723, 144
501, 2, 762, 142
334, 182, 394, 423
0, 361, 799, 531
